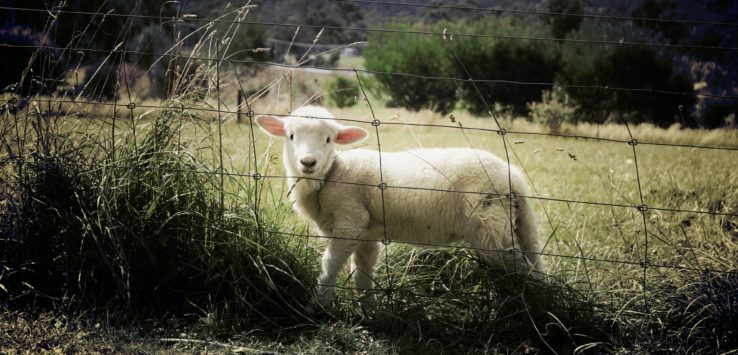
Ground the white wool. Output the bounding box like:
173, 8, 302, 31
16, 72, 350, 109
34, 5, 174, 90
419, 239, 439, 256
256, 106, 544, 306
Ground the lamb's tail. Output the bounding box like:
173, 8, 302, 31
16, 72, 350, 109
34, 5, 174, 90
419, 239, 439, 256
515, 192, 546, 278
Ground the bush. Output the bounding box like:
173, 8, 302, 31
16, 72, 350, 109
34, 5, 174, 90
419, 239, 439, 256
364, 18, 560, 116
363, 22, 458, 114
0, 105, 315, 325
562, 45, 695, 127
311, 52, 342, 68
453, 37, 560, 116
701, 101, 738, 129
325, 75, 359, 108
528, 87, 578, 133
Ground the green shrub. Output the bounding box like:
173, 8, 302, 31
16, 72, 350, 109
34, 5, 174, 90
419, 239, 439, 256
364, 18, 560, 116
701, 101, 738, 129
562, 44, 695, 126
311, 52, 342, 68
594, 46, 694, 127
363, 22, 458, 114
528, 87, 578, 133
453, 37, 560, 116
547, 0, 583, 39
325, 75, 359, 108
0, 105, 315, 326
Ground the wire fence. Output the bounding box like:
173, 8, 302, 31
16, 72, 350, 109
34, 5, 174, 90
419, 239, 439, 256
2, 1, 738, 306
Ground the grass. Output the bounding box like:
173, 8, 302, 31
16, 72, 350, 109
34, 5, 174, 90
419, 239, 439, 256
2, 4, 738, 353
2, 68, 737, 353
4, 85, 737, 352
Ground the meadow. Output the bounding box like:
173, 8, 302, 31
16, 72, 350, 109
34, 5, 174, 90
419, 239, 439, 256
1, 4, 737, 349
2, 75, 737, 352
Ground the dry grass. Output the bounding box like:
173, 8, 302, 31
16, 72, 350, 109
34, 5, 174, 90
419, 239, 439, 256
2, 3, 737, 351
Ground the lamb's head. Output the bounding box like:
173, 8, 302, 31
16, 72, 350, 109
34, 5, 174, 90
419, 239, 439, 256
255, 106, 367, 177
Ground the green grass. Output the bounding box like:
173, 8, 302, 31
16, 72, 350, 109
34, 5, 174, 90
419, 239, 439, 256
235, 98, 737, 352
3, 85, 736, 353
337, 55, 366, 70
1, 5, 737, 351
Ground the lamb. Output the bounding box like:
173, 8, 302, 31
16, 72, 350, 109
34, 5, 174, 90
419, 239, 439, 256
255, 105, 545, 307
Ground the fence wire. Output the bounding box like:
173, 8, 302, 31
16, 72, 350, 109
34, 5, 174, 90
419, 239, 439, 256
2, 1, 738, 307
2, 5, 738, 51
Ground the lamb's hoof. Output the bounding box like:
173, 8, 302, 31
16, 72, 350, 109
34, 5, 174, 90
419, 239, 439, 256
305, 295, 330, 316
305, 303, 319, 316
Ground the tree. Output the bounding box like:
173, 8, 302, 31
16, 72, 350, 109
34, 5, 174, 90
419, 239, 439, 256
632, 0, 687, 44
455, 39, 560, 116
547, 0, 583, 40
363, 24, 458, 114
567, 46, 695, 127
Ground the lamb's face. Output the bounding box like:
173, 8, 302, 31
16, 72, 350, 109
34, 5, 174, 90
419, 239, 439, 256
282, 118, 340, 176
255, 106, 368, 178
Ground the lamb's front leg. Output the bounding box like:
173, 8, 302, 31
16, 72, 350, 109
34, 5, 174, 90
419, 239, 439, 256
351, 240, 380, 304
314, 238, 355, 306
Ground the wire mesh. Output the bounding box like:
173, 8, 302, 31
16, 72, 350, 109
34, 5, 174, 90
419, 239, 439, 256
1, 0, 737, 308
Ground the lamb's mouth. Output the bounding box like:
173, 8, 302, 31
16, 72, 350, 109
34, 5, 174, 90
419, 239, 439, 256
301, 168, 316, 174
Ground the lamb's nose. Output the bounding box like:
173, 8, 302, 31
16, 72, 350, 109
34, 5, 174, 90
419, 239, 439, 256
301, 158, 317, 168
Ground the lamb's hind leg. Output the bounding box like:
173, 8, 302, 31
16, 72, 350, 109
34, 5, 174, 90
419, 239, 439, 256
465, 202, 532, 276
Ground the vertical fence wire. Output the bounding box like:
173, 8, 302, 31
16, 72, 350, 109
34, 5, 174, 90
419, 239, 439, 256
624, 122, 651, 298
235, 66, 265, 253
216, 37, 225, 216
121, 59, 137, 156
354, 69, 394, 302
3, 2, 738, 320
445, 39, 522, 274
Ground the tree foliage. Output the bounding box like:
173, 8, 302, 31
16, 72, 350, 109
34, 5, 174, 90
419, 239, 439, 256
364, 18, 559, 115
363, 23, 458, 114
454, 38, 560, 115
365, 16, 702, 127
547, 0, 583, 39
632, 0, 687, 44
566, 46, 695, 127
325, 75, 359, 108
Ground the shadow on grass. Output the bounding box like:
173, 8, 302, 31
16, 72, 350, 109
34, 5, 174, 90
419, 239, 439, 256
301, 250, 616, 354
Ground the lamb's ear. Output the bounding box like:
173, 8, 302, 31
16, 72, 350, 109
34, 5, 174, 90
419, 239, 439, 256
255, 115, 286, 137
335, 126, 368, 144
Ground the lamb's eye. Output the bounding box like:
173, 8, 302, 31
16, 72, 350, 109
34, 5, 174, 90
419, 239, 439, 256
289, 134, 294, 141
326, 137, 331, 143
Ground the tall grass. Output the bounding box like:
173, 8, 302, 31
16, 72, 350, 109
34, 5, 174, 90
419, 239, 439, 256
0, 3, 317, 330
0, 100, 318, 327
1, 2, 737, 353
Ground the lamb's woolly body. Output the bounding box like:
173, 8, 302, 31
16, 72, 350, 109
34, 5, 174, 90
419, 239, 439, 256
256, 106, 543, 307
294, 148, 530, 247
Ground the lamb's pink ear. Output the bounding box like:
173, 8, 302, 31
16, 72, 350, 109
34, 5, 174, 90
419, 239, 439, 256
335, 126, 368, 144
255, 115, 286, 137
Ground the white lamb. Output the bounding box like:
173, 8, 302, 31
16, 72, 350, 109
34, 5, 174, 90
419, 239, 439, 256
255, 105, 544, 307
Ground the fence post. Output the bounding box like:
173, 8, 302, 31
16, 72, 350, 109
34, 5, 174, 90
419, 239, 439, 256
237, 89, 243, 123
215, 36, 225, 216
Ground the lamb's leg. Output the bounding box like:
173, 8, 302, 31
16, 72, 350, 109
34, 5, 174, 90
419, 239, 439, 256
351, 240, 379, 304
466, 201, 532, 275
315, 238, 354, 306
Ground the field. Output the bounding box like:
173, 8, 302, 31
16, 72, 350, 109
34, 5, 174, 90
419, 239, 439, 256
2, 82, 737, 353
2, 3, 738, 351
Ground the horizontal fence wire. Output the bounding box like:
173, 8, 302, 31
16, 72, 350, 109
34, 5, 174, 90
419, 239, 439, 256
4, 39, 738, 103
3, 158, 736, 219
2, 2, 738, 305
0, 208, 733, 277
340, 0, 738, 28
4, 96, 738, 152
2, 5, 738, 52
3, 43, 738, 101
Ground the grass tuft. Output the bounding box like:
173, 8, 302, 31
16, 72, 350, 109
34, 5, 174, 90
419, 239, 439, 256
0, 101, 316, 329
